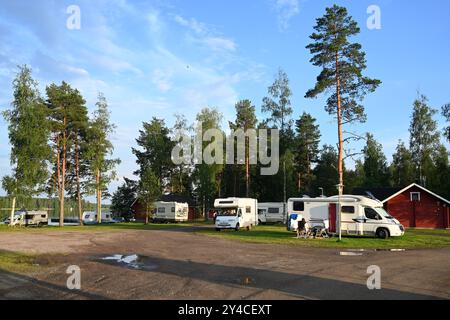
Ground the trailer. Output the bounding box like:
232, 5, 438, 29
8, 210, 48, 227
287, 195, 405, 238
257, 202, 285, 224
82, 211, 114, 225
152, 202, 189, 223
214, 198, 258, 231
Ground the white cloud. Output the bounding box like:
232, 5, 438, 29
147, 10, 163, 34
173, 15, 207, 34
203, 37, 237, 52
152, 69, 173, 92
173, 14, 236, 53
274, 0, 300, 31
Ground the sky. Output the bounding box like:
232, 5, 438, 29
0, 0, 449, 200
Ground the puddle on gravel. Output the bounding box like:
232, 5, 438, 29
339, 252, 363, 256
339, 249, 407, 256
98, 254, 159, 271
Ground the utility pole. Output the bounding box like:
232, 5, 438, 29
283, 161, 286, 204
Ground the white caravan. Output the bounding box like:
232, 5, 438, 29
8, 211, 48, 227
258, 202, 285, 224
214, 198, 258, 231
153, 202, 189, 223
82, 211, 114, 224
287, 195, 405, 238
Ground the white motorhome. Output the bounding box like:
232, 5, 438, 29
8, 211, 48, 227
214, 198, 258, 231
152, 202, 189, 223
82, 211, 114, 224
287, 195, 405, 238
258, 202, 285, 224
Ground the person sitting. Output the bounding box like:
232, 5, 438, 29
297, 218, 307, 239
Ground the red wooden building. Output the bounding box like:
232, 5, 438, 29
354, 183, 450, 229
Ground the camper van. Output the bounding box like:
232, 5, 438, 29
214, 198, 258, 231
152, 202, 189, 223
287, 195, 405, 239
258, 202, 285, 224
82, 211, 114, 224
8, 211, 48, 227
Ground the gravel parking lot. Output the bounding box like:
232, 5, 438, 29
0, 226, 449, 300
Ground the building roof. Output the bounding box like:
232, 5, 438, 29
353, 183, 450, 205
352, 187, 402, 202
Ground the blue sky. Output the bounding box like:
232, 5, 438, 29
0, 0, 449, 198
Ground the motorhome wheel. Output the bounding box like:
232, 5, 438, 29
376, 228, 389, 239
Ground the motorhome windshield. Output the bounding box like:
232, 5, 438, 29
216, 208, 237, 216
374, 207, 394, 219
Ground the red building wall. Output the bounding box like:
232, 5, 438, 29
386, 186, 449, 229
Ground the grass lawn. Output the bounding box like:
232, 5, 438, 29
0, 221, 203, 233
0, 251, 41, 273
196, 225, 450, 249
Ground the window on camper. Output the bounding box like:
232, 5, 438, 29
158, 207, 165, 213
217, 209, 237, 216
293, 202, 304, 212
246, 206, 251, 213
258, 209, 266, 215
342, 206, 355, 214
268, 208, 279, 214
171, 207, 175, 213
365, 208, 381, 220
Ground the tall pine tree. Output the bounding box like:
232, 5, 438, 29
305, 5, 381, 199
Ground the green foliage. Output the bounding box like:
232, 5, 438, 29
133, 118, 174, 188
390, 140, 415, 187
2, 65, 51, 198
192, 107, 223, 211
310, 145, 339, 196
361, 133, 390, 187
111, 178, 137, 218
294, 112, 321, 194
229, 99, 258, 197
305, 5, 381, 123
170, 114, 193, 195
428, 145, 450, 199
85, 93, 120, 196
138, 168, 161, 220
409, 94, 441, 186
262, 69, 293, 132
442, 103, 450, 143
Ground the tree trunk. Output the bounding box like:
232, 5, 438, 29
145, 205, 149, 225
75, 141, 83, 225
245, 136, 250, 197
56, 137, 61, 198
9, 196, 16, 227
336, 50, 344, 240
60, 118, 67, 228
297, 172, 301, 193
96, 168, 101, 224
